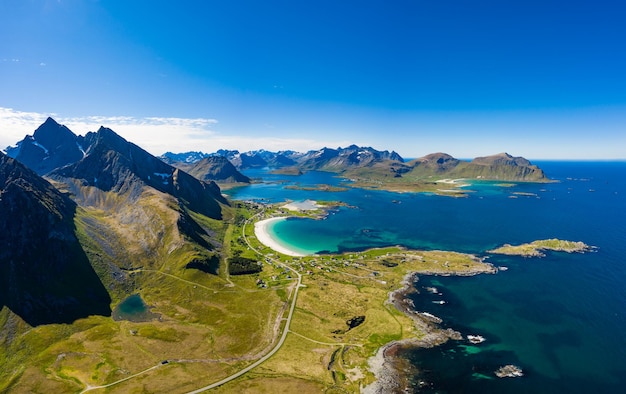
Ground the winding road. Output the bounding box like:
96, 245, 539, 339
81, 210, 303, 393
185, 210, 303, 393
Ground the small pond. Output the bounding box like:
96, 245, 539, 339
112, 294, 160, 322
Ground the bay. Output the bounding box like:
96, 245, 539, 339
226, 162, 626, 393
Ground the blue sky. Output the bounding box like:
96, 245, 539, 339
1, 0, 625, 159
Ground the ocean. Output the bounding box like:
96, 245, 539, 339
226, 162, 626, 393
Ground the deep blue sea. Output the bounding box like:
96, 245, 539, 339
226, 162, 626, 393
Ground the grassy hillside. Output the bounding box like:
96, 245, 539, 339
0, 189, 285, 393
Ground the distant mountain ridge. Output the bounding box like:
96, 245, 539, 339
296, 144, 403, 171
174, 156, 251, 184
161, 151, 251, 184
404, 152, 547, 181
163, 145, 401, 171
164, 146, 548, 183
160, 151, 210, 164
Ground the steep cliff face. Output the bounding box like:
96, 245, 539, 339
4, 117, 84, 175
0, 152, 111, 326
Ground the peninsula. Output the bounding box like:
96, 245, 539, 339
247, 202, 497, 393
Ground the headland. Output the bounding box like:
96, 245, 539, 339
249, 202, 498, 392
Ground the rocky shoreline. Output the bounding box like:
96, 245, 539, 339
363, 266, 496, 393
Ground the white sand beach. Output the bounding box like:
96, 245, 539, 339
254, 217, 308, 257
437, 179, 471, 188
281, 199, 321, 211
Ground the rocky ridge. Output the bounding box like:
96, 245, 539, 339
165, 147, 549, 184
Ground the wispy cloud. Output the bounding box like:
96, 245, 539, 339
0, 107, 50, 149
0, 107, 349, 155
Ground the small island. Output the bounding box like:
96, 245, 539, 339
488, 238, 593, 257
495, 365, 524, 378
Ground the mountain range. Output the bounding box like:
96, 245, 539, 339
1, 117, 552, 392
2, 118, 231, 327
0, 118, 548, 327
163, 146, 548, 183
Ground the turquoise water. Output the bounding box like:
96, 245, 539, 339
227, 162, 626, 393
112, 294, 159, 322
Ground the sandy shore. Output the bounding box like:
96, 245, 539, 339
281, 199, 321, 211
254, 217, 308, 257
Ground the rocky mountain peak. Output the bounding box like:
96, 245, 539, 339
472, 152, 532, 167
5, 117, 83, 175
411, 152, 461, 172
49, 125, 226, 219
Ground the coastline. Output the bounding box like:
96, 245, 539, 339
252, 211, 498, 392
363, 268, 495, 393
254, 217, 308, 257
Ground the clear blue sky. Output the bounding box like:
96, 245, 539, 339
1, 0, 625, 159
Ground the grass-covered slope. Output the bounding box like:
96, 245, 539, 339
489, 238, 593, 257
447, 152, 548, 181
47, 128, 235, 301
1, 140, 285, 393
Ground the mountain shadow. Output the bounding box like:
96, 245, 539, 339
0, 152, 111, 326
